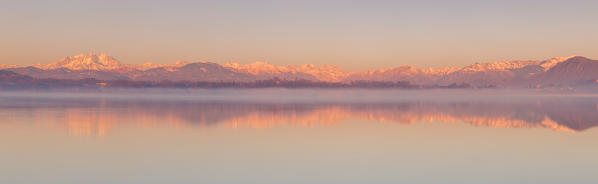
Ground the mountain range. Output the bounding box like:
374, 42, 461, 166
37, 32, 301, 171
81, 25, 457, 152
2, 53, 598, 88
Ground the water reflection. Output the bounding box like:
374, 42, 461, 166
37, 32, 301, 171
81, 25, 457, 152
1, 95, 596, 136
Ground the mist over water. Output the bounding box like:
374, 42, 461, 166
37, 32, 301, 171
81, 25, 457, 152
3, 88, 598, 102
1, 89, 597, 183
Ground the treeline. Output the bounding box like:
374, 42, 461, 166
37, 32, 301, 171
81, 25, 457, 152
0, 70, 99, 90
1, 70, 481, 90
105, 78, 421, 89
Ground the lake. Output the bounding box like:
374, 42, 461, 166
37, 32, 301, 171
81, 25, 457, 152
1, 89, 597, 183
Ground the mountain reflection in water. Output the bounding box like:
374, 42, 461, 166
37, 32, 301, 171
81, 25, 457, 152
1, 93, 596, 136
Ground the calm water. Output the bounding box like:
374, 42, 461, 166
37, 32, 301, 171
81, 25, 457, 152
1, 89, 597, 184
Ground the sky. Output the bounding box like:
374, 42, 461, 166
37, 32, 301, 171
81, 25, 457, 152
1, 0, 597, 71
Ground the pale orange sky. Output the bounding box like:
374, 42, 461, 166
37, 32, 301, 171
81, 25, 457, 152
1, 0, 597, 71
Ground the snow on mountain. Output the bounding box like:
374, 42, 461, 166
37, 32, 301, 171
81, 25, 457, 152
344, 65, 459, 85
3, 53, 594, 87
36, 53, 123, 70
224, 62, 285, 75
538, 56, 575, 71
224, 62, 347, 82
437, 56, 575, 86
286, 64, 349, 82
0, 64, 18, 69
33, 53, 193, 72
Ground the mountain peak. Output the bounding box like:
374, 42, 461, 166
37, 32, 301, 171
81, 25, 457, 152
37, 53, 122, 70
223, 61, 348, 82
563, 56, 591, 62
533, 55, 598, 85
0, 64, 18, 69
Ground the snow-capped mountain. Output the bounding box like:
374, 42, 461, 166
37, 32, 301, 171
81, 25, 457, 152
437, 56, 574, 86
0, 64, 18, 69
2, 54, 596, 88
224, 62, 347, 82
344, 65, 459, 85
35, 54, 123, 70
